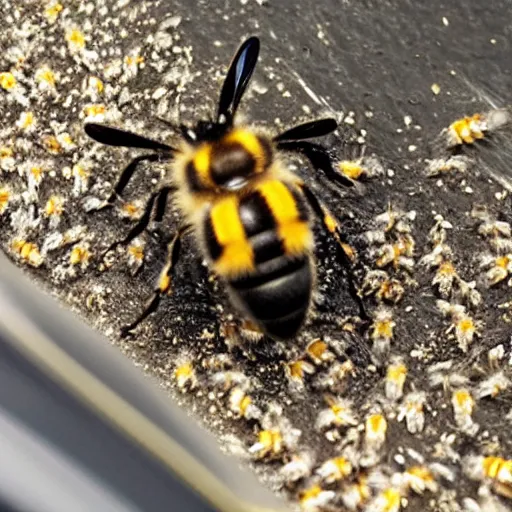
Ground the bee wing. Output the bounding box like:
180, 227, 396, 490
85, 123, 175, 152
217, 37, 260, 124
273, 118, 337, 142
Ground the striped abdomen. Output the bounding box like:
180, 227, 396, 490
203, 179, 314, 340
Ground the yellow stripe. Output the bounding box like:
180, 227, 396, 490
258, 180, 298, 224
279, 221, 312, 254
192, 144, 213, 186
258, 180, 312, 255
211, 196, 246, 245
210, 196, 254, 276
225, 129, 262, 160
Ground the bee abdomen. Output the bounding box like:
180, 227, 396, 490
229, 254, 313, 340
203, 181, 314, 339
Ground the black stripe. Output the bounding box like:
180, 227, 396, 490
238, 190, 275, 237
230, 255, 306, 290
203, 214, 223, 261
250, 230, 284, 264
229, 257, 312, 323
289, 185, 309, 222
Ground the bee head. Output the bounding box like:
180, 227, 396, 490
186, 126, 273, 193
210, 128, 273, 191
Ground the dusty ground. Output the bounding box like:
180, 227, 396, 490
1, 0, 512, 511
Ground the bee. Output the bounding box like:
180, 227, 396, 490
85, 36, 366, 340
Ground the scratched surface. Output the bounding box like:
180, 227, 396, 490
1, 0, 512, 510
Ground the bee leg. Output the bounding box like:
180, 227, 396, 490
153, 185, 173, 223
298, 182, 369, 321
120, 224, 191, 338
276, 140, 354, 188
95, 154, 171, 211
101, 186, 173, 258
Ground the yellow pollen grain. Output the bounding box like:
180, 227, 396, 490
45, 195, 64, 216
0, 72, 16, 90
431, 83, 441, 95
334, 457, 352, 477
300, 485, 322, 502
21, 244, 34, 259
339, 160, 363, 180
239, 395, 252, 415
73, 163, 89, 179
367, 413, 387, 434
393, 243, 403, 259
175, 362, 193, 380
125, 55, 144, 65
89, 76, 104, 93
31, 166, 44, 181
128, 244, 144, 261
307, 339, 328, 359
331, 403, 344, 417
84, 104, 106, 116
45, 2, 63, 21
458, 317, 474, 333
495, 459, 512, 482
408, 401, 423, 413
374, 319, 394, 339
483, 457, 503, 479
70, 246, 90, 265
19, 111, 34, 129
122, 203, 141, 218
0, 147, 13, 158
453, 389, 473, 412
496, 255, 510, 269
12, 240, 42, 267
288, 360, 306, 379
439, 260, 456, 275
381, 488, 401, 510
11, 239, 25, 253
387, 363, 407, 382
61, 134, 74, 146
0, 188, 10, 213
36, 67, 56, 87
67, 29, 86, 48
259, 429, 281, 449
492, 384, 505, 398
44, 136, 61, 153
450, 115, 484, 144
407, 466, 434, 482
357, 475, 371, 500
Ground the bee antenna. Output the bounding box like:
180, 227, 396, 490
216, 36, 260, 125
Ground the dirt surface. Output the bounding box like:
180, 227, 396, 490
1, 1, 512, 511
